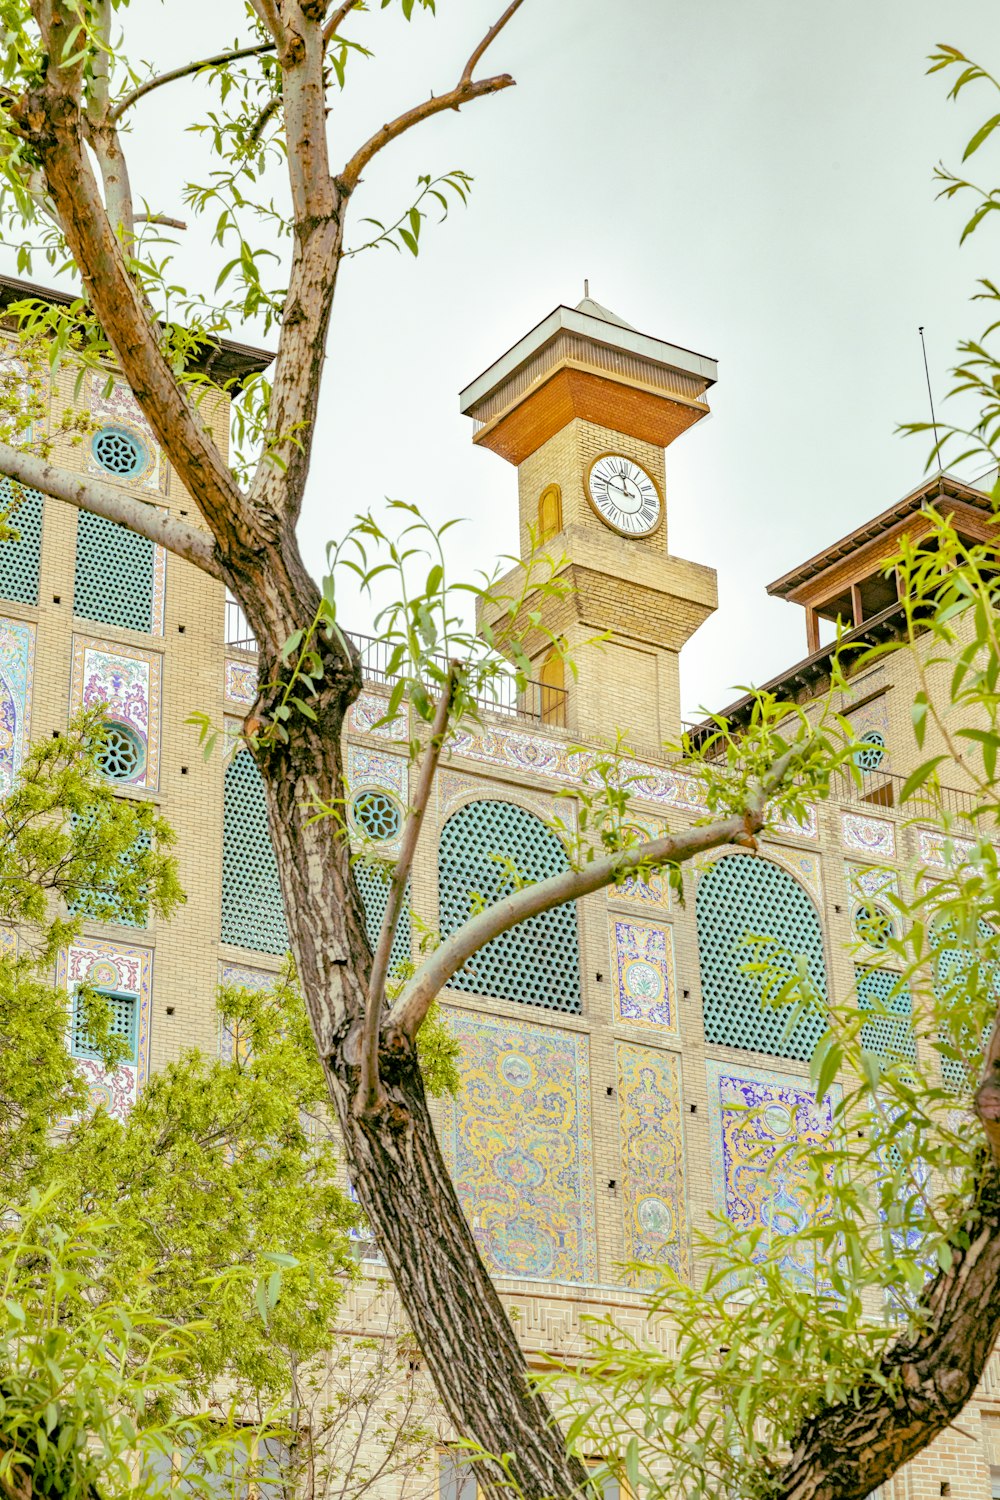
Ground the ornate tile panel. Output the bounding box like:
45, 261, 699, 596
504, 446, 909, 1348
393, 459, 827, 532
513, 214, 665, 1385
86, 374, 169, 495
616, 1043, 688, 1284
705, 1060, 841, 1280
767, 804, 819, 840
442, 1011, 596, 1285
0, 616, 34, 793
70, 636, 161, 790
348, 692, 407, 740
0, 925, 16, 956
224, 657, 258, 706
918, 828, 975, 869
608, 814, 671, 910
846, 864, 898, 902
217, 960, 278, 1062
841, 812, 895, 860
610, 918, 676, 1034
58, 938, 153, 1120
347, 744, 408, 802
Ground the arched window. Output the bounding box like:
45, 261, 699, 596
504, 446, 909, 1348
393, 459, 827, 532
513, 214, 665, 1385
538, 649, 566, 728
438, 798, 580, 1012
696, 854, 827, 1060
537, 483, 562, 542
222, 751, 288, 955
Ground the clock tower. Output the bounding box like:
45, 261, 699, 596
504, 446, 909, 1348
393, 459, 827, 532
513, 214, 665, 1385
460, 297, 719, 748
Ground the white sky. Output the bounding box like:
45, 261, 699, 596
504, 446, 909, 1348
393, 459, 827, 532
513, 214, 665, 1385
4, 0, 999, 720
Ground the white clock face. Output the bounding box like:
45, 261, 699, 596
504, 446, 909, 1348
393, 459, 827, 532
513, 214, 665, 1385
586, 454, 662, 537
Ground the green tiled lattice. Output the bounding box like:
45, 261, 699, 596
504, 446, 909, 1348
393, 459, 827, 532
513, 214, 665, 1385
0, 477, 42, 605
437, 798, 580, 1013
68, 816, 150, 929
354, 864, 411, 978
71, 986, 138, 1065
696, 854, 827, 1060
856, 966, 917, 1069
222, 752, 288, 955
932, 918, 996, 1093
74, 511, 155, 633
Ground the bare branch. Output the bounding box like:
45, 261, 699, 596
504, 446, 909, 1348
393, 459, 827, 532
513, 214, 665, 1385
108, 42, 278, 124
134, 213, 188, 230
249, 0, 287, 53
0, 443, 221, 578
337, 0, 526, 194
460, 0, 526, 84
357, 670, 457, 1115
323, 0, 363, 47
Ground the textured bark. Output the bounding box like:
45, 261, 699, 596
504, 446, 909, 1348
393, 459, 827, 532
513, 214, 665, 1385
778, 1158, 1000, 1500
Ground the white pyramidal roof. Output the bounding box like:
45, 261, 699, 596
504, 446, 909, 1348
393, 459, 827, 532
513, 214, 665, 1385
458, 297, 717, 416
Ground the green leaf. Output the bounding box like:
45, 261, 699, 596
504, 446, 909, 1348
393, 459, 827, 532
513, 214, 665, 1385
964, 112, 1000, 160
898, 755, 948, 802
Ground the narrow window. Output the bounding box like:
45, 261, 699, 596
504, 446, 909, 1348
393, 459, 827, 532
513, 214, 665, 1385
537, 483, 562, 541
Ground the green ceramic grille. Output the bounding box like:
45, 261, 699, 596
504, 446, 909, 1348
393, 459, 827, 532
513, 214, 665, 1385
71, 987, 138, 1065
932, 918, 996, 1092
68, 820, 150, 929
0, 477, 42, 605
74, 511, 155, 632
91, 426, 148, 478
854, 731, 886, 772
438, 798, 580, 1012
93, 721, 146, 783
222, 751, 288, 955
354, 864, 411, 976
352, 790, 402, 841
855, 966, 917, 1068
696, 854, 827, 1060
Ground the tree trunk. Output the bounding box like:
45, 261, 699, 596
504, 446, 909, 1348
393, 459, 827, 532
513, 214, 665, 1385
245, 591, 585, 1500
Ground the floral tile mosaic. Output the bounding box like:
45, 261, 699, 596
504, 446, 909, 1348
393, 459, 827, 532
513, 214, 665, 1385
841, 811, 895, 860
224, 657, 258, 707
846, 864, 898, 902
608, 814, 672, 910
705, 1060, 841, 1282
58, 938, 153, 1121
348, 692, 407, 741
70, 636, 161, 790
610, 918, 676, 1034
0, 616, 34, 793
347, 744, 408, 802
86, 374, 169, 495
918, 828, 975, 869
766, 803, 819, 840
442, 1010, 597, 1285
616, 1043, 689, 1285
0, 926, 16, 956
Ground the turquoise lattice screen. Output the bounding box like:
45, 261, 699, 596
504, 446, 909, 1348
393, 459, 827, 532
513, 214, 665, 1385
222, 751, 288, 955
74, 511, 155, 632
354, 864, 411, 978
696, 855, 827, 1060
71, 986, 138, 1065
437, 798, 580, 1013
0, 477, 42, 605
855, 966, 917, 1069
932, 918, 996, 1092
68, 819, 150, 929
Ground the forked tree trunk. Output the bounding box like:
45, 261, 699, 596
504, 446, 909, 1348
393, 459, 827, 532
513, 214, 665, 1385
246, 596, 586, 1500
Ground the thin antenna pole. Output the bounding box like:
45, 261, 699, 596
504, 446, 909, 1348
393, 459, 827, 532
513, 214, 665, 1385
918, 325, 941, 470
584, 278, 589, 299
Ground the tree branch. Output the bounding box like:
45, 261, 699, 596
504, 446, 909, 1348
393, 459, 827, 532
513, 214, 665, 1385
0, 443, 221, 578
777, 1158, 1000, 1500
357, 670, 456, 1115
108, 42, 278, 124
336, 0, 526, 194
323, 0, 363, 47
393, 747, 800, 1040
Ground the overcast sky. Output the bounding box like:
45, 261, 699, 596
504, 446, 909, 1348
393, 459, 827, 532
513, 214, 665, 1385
5, 0, 998, 721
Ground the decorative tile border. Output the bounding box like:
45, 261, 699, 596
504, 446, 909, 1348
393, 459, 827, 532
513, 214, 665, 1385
610, 918, 676, 1034
841, 811, 895, 860
218, 960, 278, 1062
86, 374, 169, 496
705, 1060, 841, 1282
224, 657, 258, 706
347, 744, 408, 803
616, 1043, 688, 1285
70, 635, 162, 790
0, 616, 34, 793
442, 1009, 597, 1285
918, 828, 975, 869
57, 937, 153, 1120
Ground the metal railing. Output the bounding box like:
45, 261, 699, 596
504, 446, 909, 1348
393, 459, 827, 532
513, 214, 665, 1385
223, 602, 568, 728
833, 764, 982, 821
